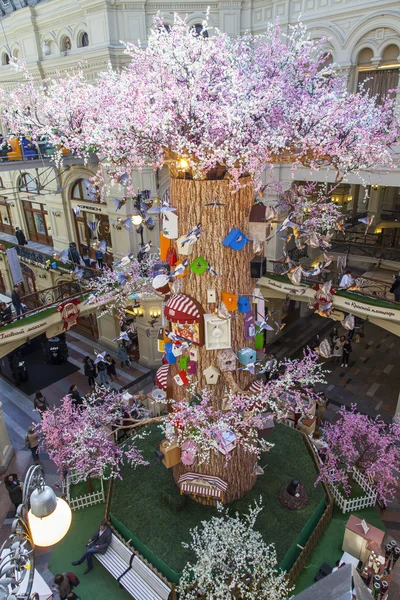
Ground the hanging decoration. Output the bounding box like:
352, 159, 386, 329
164, 293, 204, 345
222, 228, 250, 251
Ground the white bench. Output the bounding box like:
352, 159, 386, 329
95, 533, 171, 600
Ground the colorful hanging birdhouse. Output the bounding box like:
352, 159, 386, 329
176, 235, 196, 256
164, 342, 176, 364
179, 356, 189, 370
204, 315, 231, 350
248, 204, 270, 242
157, 328, 166, 353
222, 228, 250, 251
238, 347, 257, 366
162, 212, 179, 239
217, 348, 237, 372
244, 311, 256, 339
172, 343, 184, 357
203, 365, 220, 385
187, 360, 197, 375
255, 332, 264, 350
159, 233, 171, 261
238, 296, 251, 313
189, 256, 208, 275
189, 347, 199, 362
174, 370, 189, 386
221, 291, 238, 312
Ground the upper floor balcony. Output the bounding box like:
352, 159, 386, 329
0, 0, 43, 17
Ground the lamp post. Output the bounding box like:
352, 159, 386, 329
0, 465, 72, 599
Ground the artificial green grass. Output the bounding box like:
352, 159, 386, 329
49, 504, 130, 600
294, 504, 386, 594
111, 423, 326, 577
69, 478, 102, 499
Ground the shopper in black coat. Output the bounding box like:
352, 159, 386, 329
5, 473, 23, 511
15, 227, 28, 246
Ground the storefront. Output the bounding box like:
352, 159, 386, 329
22, 200, 52, 245
71, 178, 113, 265
0, 199, 14, 234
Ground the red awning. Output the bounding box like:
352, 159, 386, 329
155, 364, 170, 391
247, 380, 264, 394
164, 293, 201, 323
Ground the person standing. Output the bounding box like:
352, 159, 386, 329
95, 248, 104, 269
15, 227, 28, 246
342, 339, 353, 368
339, 269, 354, 289
332, 335, 346, 363
96, 359, 109, 385
11, 284, 24, 318
83, 356, 96, 388
390, 274, 400, 303
105, 354, 117, 382
117, 343, 130, 369
4, 473, 23, 512
68, 243, 81, 266
329, 326, 339, 347
80, 244, 91, 268
72, 520, 112, 574
69, 384, 84, 408
25, 426, 39, 463
33, 391, 49, 418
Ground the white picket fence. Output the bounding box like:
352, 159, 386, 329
329, 468, 378, 514
64, 472, 105, 511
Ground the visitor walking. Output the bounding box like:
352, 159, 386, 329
83, 356, 97, 388
71, 520, 112, 574
52, 573, 72, 600
69, 384, 84, 408
95, 248, 104, 269
4, 473, 23, 512
332, 335, 346, 364
329, 326, 339, 348
390, 274, 400, 303
117, 343, 130, 368
105, 354, 117, 382
339, 269, 354, 289
33, 391, 49, 418
341, 339, 352, 368
15, 226, 28, 246
25, 426, 39, 463
96, 359, 109, 385
11, 284, 25, 318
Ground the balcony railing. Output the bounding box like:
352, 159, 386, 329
21, 279, 92, 310
330, 240, 400, 263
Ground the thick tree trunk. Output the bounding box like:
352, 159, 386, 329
169, 177, 257, 503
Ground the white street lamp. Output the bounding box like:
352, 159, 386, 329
0, 465, 72, 598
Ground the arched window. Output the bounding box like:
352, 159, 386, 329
78, 32, 89, 48
12, 49, 19, 59
381, 44, 400, 67
357, 46, 399, 103
2, 53, 9, 66
71, 178, 99, 202
19, 173, 38, 193
61, 36, 72, 52
191, 24, 208, 38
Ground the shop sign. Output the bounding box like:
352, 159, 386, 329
76, 204, 103, 212
0, 321, 48, 341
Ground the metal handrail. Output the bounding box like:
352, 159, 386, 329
20, 278, 92, 309
0, 290, 86, 328
330, 239, 400, 262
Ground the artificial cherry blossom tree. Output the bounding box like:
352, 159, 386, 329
39, 391, 153, 486
316, 405, 400, 505
4, 14, 399, 501
178, 499, 292, 600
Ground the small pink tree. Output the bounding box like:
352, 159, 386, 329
316, 405, 400, 505
39, 390, 155, 487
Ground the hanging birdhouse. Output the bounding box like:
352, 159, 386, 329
207, 289, 216, 303
179, 356, 189, 370
238, 296, 251, 313
162, 212, 179, 239
255, 332, 264, 350
221, 291, 238, 312
217, 348, 237, 372
238, 347, 257, 366
159, 233, 171, 261
189, 347, 199, 362
164, 342, 177, 364
187, 360, 197, 375
164, 293, 204, 345
244, 311, 256, 339
157, 327, 166, 352
174, 370, 190, 386
248, 204, 271, 242
222, 228, 250, 251
172, 343, 184, 357
155, 364, 174, 399
203, 365, 220, 385
250, 255, 267, 278
204, 315, 231, 350
176, 235, 196, 256
189, 256, 208, 275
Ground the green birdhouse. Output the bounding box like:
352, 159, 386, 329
189, 256, 208, 275
179, 356, 189, 370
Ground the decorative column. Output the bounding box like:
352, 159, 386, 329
0, 402, 14, 474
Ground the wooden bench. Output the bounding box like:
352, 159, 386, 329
95, 533, 171, 600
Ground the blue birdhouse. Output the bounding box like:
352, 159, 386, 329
222, 228, 250, 251
164, 342, 177, 364
238, 296, 251, 313
51, 262, 57, 269
238, 347, 257, 366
